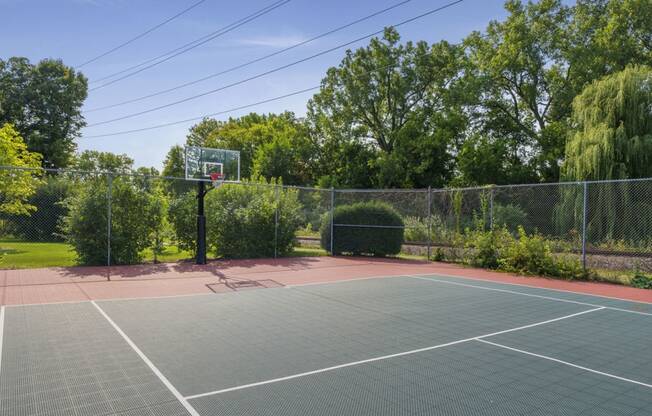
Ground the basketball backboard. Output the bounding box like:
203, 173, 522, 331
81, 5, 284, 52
184, 146, 240, 182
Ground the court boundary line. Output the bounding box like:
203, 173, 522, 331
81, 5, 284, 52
3, 270, 651, 308
91, 301, 201, 416
410, 275, 652, 317
184, 307, 603, 400
477, 339, 652, 389
426, 271, 652, 306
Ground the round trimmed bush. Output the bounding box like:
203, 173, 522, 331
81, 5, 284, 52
320, 201, 404, 256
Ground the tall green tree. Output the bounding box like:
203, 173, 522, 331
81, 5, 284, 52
0, 58, 87, 168
193, 112, 313, 180
557, 66, 652, 243
562, 66, 652, 180
308, 28, 465, 188
0, 124, 42, 215
73, 150, 134, 173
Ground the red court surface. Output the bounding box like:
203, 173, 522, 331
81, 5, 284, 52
1, 256, 650, 305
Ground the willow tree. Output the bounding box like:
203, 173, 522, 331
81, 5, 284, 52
557, 66, 652, 244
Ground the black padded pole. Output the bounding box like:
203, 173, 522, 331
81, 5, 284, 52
196, 181, 207, 265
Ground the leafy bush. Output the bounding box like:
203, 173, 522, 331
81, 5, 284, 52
459, 226, 589, 280
492, 203, 529, 233
167, 191, 197, 253
631, 273, 652, 289
207, 179, 302, 258
403, 216, 429, 243
61, 177, 165, 265
5, 176, 74, 241
321, 201, 404, 256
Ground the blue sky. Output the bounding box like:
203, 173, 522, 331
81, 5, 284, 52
1, 0, 509, 169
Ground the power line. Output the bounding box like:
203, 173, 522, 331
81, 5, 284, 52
86, 0, 464, 127
77, 0, 207, 69
85, 0, 415, 113
83, 86, 319, 138
89, 0, 291, 91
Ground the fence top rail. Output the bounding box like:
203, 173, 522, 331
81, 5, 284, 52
2, 165, 652, 192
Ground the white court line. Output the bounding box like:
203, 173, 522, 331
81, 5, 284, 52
184, 307, 603, 400
477, 339, 652, 389
91, 301, 200, 416
410, 275, 652, 317
426, 271, 652, 306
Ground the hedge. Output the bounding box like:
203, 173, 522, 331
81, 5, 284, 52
320, 201, 404, 256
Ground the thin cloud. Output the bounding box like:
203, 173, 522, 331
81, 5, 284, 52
239, 35, 309, 48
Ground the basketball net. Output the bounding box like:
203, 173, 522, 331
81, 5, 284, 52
209, 172, 225, 189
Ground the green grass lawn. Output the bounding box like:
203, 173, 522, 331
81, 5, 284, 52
0, 239, 78, 269
0, 239, 328, 269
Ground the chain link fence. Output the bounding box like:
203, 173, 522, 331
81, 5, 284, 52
1, 165, 652, 273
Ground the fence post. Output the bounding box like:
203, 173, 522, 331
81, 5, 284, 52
274, 185, 279, 259
107, 173, 112, 267
581, 181, 588, 270
426, 187, 432, 260
329, 187, 335, 255
489, 186, 494, 230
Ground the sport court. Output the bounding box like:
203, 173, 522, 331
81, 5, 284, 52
1, 261, 651, 416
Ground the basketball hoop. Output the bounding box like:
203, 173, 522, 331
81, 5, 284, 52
209, 172, 225, 189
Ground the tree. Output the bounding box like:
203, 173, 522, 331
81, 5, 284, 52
0, 124, 42, 215
464, 0, 652, 183
562, 66, 652, 181
557, 66, 652, 242
307, 27, 464, 188
251, 124, 315, 185
73, 150, 134, 173
197, 112, 313, 180
162, 145, 185, 178
0, 58, 87, 168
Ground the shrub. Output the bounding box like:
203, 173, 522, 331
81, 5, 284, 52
631, 273, 652, 289
167, 191, 197, 253
498, 227, 557, 276
492, 203, 529, 233
61, 177, 164, 265
403, 216, 429, 243
464, 228, 511, 269
206, 178, 302, 258
320, 201, 404, 256
5, 176, 74, 241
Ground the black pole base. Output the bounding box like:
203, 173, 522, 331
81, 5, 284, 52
196, 214, 206, 265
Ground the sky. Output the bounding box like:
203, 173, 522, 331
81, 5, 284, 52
1, 0, 510, 170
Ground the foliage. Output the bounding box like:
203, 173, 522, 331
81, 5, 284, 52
492, 203, 529, 233
5, 175, 74, 241
0, 124, 42, 215
0, 57, 87, 168
61, 177, 164, 265
251, 130, 315, 185
167, 191, 197, 253
188, 112, 315, 182
161, 145, 191, 195
562, 66, 652, 181
307, 28, 464, 188
558, 66, 652, 243
73, 150, 134, 174
320, 201, 404, 256
460, 226, 589, 280
630, 273, 652, 289
207, 178, 302, 258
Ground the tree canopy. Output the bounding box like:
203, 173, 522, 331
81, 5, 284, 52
0, 57, 87, 168
0, 124, 42, 214
562, 65, 652, 180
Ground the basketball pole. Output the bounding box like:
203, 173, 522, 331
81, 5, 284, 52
196, 181, 207, 265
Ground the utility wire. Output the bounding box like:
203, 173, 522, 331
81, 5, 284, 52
87, 0, 464, 127
83, 86, 320, 138
77, 0, 207, 69
89, 0, 291, 91
85, 0, 415, 113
